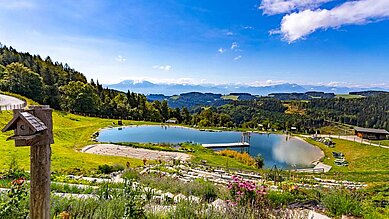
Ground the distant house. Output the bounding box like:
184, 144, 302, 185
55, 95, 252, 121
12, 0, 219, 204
354, 127, 389, 140
290, 127, 297, 132
165, 119, 178, 124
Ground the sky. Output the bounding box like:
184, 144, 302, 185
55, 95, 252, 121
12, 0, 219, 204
0, 0, 388, 87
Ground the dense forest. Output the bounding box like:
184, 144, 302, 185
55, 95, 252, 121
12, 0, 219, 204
204, 94, 389, 131
0, 45, 190, 124
303, 95, 389, 130
0, 44, 388, 131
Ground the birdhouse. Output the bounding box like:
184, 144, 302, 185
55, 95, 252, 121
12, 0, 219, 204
2, 109, 52, 146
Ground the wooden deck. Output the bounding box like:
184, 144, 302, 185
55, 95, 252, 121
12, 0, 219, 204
202, 142, 250, 148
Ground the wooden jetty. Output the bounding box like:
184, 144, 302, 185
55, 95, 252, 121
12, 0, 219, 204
202, 142, 250, 148
202, 132, 251, 149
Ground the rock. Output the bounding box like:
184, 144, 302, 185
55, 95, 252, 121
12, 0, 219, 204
140, 167, 150, 175
174, 194, 187, 203
212, 198, 226, 210
161, 192, 174, 204
188, 195, 201, 204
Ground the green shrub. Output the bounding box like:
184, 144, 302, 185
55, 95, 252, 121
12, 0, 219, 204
5, 156, 28, 179
194, 178, 218, 202
122, 169, 140, 180
0, 178, 29, 219
321, 189, 363, 217
51, 196, 126, 219
98, 164, 124, 174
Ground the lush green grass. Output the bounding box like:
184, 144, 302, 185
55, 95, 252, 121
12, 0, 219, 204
181, 144, 257, 170
170, 95, 179, 100
371, 140, 389, 146
221, 95, 238, 101
0, 109, 154, 172
305, 138, 389, 182
336, 94, 365, 99
318, 123, 355, 135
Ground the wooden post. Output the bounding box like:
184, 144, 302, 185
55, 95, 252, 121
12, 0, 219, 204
2, 105, 53, 219
29, 106, 53, 219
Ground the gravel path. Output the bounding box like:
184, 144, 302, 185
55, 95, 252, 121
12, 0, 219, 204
81, 144, 191, 161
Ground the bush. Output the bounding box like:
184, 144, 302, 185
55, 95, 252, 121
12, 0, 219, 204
122, 169, 140, 180
0, 178, 29, 219
51, 180, 146, 218
194, 178, 218, 202
5, 156, 28, 179
254, 154, 264, 169
217, 150, 256, 166
321, 189, 363, 217
98, 164, 124, 174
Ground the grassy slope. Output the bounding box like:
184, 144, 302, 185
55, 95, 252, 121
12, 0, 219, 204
0, 109, 154, 171
305, 138, 389, 182
221, 95, 238, 101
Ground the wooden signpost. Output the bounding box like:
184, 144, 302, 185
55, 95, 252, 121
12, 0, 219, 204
2, 105, 53, 219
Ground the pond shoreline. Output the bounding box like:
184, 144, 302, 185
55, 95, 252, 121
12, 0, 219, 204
95, 125, 325, 169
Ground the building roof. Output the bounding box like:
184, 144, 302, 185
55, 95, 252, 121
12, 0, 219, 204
354, 127, 389, 135
2, 111, 47, 133
166, 119, 177, 123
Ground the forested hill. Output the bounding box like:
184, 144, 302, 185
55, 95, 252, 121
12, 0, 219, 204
0, 45, 86, 108
304, 94, 389, 130
0, 44, 191, 124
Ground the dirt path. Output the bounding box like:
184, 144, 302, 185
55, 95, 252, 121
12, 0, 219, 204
81, 144, 191, 161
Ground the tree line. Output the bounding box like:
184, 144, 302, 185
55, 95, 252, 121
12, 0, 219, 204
1, 44, 387, 131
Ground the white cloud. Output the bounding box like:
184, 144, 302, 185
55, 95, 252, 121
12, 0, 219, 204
218, 48, 226, 54
273, 0, 389, 42
226, 31, 234, 36
251, 79, 288, 86
121, 77, 200, 85
242, 26, 254, 30
314, 81, 389, 88
230, 42, 239, 50
0, 0, 36, 10
234, 55, 242, 61
259, 0, 332, 15
153, 65, 172, 71
115, 55, 126, 63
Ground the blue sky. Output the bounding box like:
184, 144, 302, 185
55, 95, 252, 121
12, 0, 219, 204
0, 0, 388, 87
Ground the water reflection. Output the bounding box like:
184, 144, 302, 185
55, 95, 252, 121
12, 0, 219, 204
272, 137, 322, 167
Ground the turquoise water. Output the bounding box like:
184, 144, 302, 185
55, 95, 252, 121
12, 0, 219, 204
97, 125, 323, 168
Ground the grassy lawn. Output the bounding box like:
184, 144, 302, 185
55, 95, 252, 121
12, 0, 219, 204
221, 95, 238, 101
319, 125, 354, 135
371, 140, 389, 146
336, 94, 365, 99
305, 138, 389, 182
0, 109, 157, 172
190, 149, 257, 171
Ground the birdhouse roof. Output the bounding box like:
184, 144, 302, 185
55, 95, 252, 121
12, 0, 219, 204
2, 111, 47, 133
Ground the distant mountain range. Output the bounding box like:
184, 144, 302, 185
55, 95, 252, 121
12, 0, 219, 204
105, 80, 389, 96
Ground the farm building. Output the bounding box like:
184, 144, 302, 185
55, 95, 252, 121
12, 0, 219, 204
165, 119, 178, 124
354, 127, 389, 140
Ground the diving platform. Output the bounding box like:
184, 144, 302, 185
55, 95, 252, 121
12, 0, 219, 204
202, 142, 250, 148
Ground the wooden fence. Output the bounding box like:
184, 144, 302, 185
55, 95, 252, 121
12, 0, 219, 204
0, 102, 27, 111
